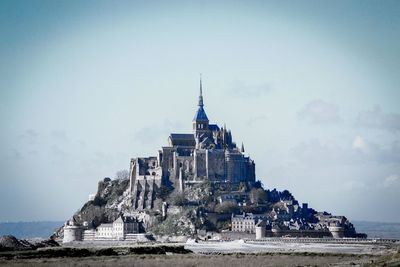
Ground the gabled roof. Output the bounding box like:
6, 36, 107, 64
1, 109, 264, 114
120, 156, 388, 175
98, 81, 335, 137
169, 133, 196, 147
193, 106, 209, 121
113, 215, 137, 224
114, 216, 124, 223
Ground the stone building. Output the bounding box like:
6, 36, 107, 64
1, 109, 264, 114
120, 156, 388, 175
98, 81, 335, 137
129, 78, 256, 209
63, 216, 139, 243
95, 215, 139, 240
231, 213, 266, 233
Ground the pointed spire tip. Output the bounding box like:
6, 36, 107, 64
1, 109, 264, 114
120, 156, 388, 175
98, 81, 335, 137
198, 74, 204, 107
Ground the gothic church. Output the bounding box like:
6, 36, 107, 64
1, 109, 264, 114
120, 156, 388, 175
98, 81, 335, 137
129, 79, 256, 209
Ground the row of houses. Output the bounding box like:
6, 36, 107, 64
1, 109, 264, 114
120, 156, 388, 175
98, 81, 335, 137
231, 212, 363, 239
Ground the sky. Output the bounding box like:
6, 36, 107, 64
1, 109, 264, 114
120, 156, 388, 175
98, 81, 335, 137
0, 0, 399, 222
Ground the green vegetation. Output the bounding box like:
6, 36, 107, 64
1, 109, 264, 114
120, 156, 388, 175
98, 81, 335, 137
214, 202, 238, 214
169, 192, 188, 206
150, 211, 194, 236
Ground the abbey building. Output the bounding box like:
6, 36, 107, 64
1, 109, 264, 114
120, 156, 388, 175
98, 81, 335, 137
129, 79, 256, 209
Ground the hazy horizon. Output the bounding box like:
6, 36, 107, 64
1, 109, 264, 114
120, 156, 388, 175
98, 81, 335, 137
1, 0, 399, 222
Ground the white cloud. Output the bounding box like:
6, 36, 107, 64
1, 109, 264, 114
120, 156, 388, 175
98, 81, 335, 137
297, 99, 340, 124
18, 129, 39, 145
356, 106, 400, 133
342, 180, 367, 191
383, 174, 400, 188
291, 139, 348, 165
229, 80, 271, 98
133, 120, 184, 144
246, 115, 269, 127
352, 135, 369, 154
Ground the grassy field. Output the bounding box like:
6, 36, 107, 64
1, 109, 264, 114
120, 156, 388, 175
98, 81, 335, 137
0, 253, 386, 267
0, 244, 399, 267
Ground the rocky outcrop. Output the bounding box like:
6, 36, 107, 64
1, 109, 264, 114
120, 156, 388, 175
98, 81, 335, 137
0, 235, 59, 252
52, 178, 131, 240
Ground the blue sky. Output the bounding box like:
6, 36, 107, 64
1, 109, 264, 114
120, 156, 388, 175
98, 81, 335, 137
1, 0, 399, 222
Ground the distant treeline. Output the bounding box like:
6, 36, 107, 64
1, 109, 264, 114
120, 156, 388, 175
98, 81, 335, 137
0, 221, 64, 239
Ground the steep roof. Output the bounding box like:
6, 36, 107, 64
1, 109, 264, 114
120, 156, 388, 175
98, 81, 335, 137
193, 76, 209, 122
193, 106, 209, 121
114, 216, 124, 223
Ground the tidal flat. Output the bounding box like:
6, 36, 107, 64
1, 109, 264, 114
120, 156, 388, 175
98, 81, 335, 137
1, 241, 399, 267
0, 253, 388, 267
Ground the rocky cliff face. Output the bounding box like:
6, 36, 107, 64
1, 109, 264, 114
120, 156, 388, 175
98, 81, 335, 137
53, 178, 131, 239
53, 176, 360, 239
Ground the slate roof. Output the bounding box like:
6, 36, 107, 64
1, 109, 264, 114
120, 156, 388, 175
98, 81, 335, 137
193, 106, 209, 121
208, 124, 220, 131
169, 133, 196, 147
98, 223, 113, 228
114, 215, 137, 224
170, 134, 195, 140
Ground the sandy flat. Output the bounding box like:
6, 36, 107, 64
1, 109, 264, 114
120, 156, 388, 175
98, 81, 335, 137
185, 240, 391, 255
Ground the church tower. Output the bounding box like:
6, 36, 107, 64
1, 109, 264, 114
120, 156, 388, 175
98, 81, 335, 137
192, 76, 209, 136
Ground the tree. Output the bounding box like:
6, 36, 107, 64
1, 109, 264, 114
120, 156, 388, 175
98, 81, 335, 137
253, 180, 263, 189
115, 169, 129, 180
280, 190, 293, 200
249, 188, 268, 204
170, 192, 188, 206
214, 202, 239, 214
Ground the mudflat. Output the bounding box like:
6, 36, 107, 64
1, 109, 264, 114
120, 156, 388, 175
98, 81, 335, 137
0, 253, 386, 267
0, 241, 399, 267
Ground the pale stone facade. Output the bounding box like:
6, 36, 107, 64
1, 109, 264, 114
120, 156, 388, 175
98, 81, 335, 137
231, 213, 266, 233
95, 215, 139, 240
63, 216, 139, 243
63, 220, 83, 243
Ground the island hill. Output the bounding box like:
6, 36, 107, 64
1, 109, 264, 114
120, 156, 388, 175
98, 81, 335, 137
56, 79, 366, 243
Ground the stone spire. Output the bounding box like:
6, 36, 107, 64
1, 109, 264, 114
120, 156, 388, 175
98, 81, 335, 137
193, 75, 209, 135
241, 142, 245, 153
193, 74, 208, 122
198, 74, 204, 107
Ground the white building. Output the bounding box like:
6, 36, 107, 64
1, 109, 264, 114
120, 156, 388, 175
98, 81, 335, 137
95, 215, 139, 240
231, 213, 266, 233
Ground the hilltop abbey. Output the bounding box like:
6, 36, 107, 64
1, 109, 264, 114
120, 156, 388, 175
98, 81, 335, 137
129, 79, 256, 209
61, 78, 364, 243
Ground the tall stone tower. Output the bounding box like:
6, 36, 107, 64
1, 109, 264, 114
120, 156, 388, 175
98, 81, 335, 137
192, 76, 209, 136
